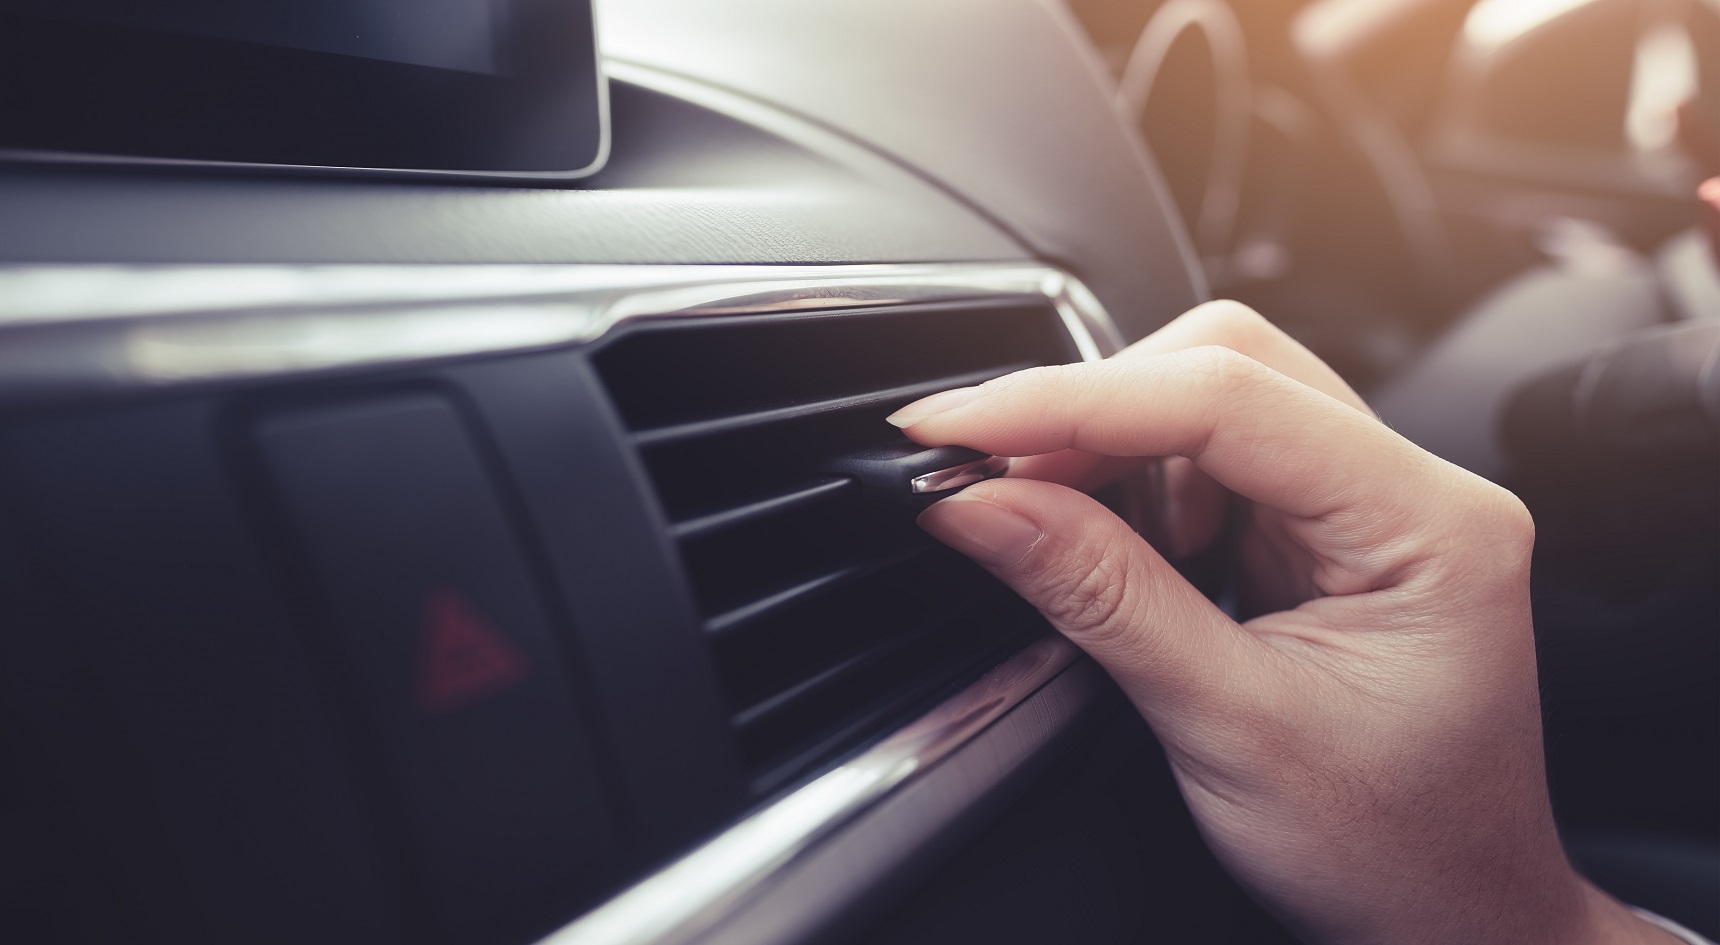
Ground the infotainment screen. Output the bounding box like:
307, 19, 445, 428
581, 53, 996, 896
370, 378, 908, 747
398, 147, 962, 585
0, 0, 606, 180
19, 0, 514, 75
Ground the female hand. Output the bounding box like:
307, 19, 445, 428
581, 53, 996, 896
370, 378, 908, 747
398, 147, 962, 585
888, 301, 1675, 945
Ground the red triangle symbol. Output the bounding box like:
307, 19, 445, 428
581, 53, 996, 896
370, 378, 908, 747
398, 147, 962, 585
413, 588, 530, 714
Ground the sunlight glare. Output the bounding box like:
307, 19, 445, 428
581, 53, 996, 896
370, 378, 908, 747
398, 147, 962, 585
1464, 0, 1604, 48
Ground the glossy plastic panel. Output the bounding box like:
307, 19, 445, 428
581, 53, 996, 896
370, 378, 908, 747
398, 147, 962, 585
598, 0, 1207, 340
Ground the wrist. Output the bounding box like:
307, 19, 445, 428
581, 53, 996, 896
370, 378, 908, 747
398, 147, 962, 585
1355, 865, 1678, 945
1570, 878, 1694, 945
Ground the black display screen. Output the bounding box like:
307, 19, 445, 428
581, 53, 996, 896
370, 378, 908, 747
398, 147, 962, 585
0, 0, 605, 179
12, 0, 512, 74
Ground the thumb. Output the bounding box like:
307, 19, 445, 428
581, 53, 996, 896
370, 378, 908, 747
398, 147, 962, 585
917, 478, 1255, 722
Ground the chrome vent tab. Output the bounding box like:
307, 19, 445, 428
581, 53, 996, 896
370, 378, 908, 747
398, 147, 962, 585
910, 451, 1012, 495
825, 443, 1007, 507
592, 298, 1078, 791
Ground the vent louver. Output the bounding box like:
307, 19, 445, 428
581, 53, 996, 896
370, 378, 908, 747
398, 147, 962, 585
593, 298, 1079, 790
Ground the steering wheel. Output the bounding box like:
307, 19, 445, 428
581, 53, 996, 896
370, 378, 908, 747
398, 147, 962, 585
1118, 0, 1253, 260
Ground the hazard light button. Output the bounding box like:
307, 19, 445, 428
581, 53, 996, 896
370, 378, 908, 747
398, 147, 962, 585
415, 587, 530, 713
254, 394, 612, 945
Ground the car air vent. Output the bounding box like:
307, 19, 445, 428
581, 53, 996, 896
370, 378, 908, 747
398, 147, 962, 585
592, 298, 1081, 790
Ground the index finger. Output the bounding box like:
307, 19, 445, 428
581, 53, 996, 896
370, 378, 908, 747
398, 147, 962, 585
1117, 300, 1374, 417
892, 346, 1443, 531
1006, 300, 1372, 489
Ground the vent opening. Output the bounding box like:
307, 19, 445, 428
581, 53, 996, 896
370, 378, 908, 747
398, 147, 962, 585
593, 298, 1078, 790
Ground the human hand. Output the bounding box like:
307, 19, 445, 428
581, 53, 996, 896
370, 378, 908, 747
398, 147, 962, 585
888, 301, 1675, 945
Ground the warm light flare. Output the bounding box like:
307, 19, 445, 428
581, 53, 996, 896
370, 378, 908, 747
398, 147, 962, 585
1464, 0, 1604, 48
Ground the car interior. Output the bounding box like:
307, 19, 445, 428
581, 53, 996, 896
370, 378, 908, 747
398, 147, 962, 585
1, 0, 1715, 943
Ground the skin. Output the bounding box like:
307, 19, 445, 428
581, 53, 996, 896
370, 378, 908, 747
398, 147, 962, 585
888, 301, 1676, 945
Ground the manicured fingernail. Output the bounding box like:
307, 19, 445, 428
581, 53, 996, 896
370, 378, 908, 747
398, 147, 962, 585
917, 494, 1043, 568
886, 386, 982, 428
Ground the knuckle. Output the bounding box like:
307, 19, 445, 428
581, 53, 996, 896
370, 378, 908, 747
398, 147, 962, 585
1194, 300, 1274, 350
1037, 533, 1138, 643
1481, 483, 1536, 550
1181, 343, 1262, 384
1447, 477, 1537, 570
981, 363, 1067, 399
1178, 344, 1273, 407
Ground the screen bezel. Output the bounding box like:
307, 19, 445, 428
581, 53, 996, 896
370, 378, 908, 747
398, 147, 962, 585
0, 0, 607, 181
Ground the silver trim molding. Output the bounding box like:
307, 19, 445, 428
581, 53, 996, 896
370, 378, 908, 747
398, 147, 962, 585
0, 262, 1120, 405
537, 636, 1090, 945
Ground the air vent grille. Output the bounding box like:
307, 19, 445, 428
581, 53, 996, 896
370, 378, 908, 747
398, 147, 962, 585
593, 298, 1078, 789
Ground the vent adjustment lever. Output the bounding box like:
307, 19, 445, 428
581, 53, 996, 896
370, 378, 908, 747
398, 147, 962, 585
825, 443, 1010, 509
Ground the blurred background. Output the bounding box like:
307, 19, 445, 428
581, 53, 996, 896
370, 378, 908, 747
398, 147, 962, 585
1064, 0, 1719, 926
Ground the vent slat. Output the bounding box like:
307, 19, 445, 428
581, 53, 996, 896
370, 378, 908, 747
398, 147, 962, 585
703, 547, 931, 637
590, 299, 1075, 790
631, 364, 1030, 449
729, 596, 988, 732
732, 598, 1039, 780
668, 478, 854, 540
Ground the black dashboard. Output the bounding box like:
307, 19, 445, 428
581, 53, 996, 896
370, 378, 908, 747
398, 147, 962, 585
0, 2, 1215, 944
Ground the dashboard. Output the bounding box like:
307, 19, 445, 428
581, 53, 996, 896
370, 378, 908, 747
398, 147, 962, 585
14, 1, 1711, 941
0, 2, 1222, 944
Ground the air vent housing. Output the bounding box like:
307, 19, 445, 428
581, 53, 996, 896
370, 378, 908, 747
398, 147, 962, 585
593, 298, 1080, 790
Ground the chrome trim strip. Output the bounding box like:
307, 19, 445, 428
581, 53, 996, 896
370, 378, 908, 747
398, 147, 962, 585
697, 657, 1108, 945
910, 454, 1012, 494
536, 636, 1088, 945
0, 262, 1120, 404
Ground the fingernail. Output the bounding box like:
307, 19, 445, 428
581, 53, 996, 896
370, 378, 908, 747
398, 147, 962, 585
917, 494, 1043, 568
886, 386, 982, 428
